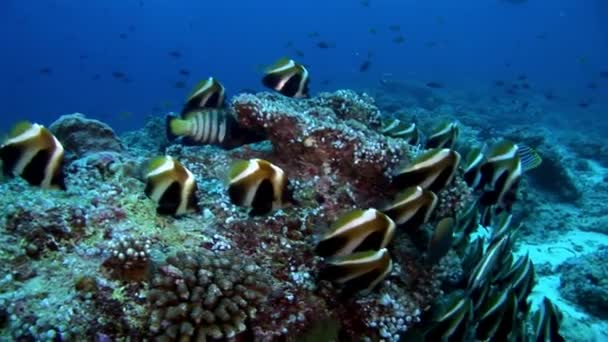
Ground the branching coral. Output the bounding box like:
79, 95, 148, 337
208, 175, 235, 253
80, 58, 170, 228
102, 236, 152, 282
147, 250, 269, 340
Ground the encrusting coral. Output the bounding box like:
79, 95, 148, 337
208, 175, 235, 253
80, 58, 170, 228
147, 250, 269, 340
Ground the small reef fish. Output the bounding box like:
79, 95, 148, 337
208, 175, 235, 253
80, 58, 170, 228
379, 119, 420, 145
478, 141, 541, 212
144, 156, 199, 216
0, 121, 66, 189
227, 158, 292, 216
383, 186, 437, 230
318, 248, 392, 295
315, 208, 396, 258
462, 146, 484, 188
262, 58, 310, 98
359, 60, 372, 72
39, 67, 53, 75
427, 217, 454, 264
392, 35, 405, 44
467, 234, 510, 291
423, 290, 473, 341
531, 297, 566, 342
316, 41, 335, 49
392, 148, 461, 193
166, 109, 265, 149
452, 201, 479, 251
474, 288, 512, 340
426, 121, 459, 149
426, 81, 444, 89
182, 77, 226, 114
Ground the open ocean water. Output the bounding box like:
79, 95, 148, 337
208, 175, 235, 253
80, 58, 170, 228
0, 1, 607, 341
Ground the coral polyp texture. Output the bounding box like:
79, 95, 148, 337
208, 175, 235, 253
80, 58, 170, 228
231, 91, 409, 193
147, 250, 269, 340
0, 88, 603, 341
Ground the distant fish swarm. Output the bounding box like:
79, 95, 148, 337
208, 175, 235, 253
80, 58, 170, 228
0, 121, 66, 190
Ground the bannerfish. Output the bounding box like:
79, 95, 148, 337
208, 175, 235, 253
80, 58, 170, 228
426, 121, 459, 149
318, 248, 392, 295
315, 208, 396, 258
144, 156, 199, 216
392, 148, 461, 193
182, 77, 226, 114
166, 109, 265, 149
0, 121, 66, 190
227, 158, 293, 216
262, 58, 310, 98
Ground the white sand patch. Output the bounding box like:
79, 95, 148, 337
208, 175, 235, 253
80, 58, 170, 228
515, 230, 608, 342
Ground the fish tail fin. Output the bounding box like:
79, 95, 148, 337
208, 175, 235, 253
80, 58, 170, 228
166, 115, 189, 140
517, 145, 542, 171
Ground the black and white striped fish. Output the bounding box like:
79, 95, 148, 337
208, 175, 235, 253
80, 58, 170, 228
166, 109, 265, 149
0, 121, 66, 189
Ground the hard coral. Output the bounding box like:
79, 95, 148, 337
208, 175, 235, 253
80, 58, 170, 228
231, 91, 409, 193
434, 175, 474, 220
102, 236, 152, 282
148, 250, 269, 340
50, 113, 123, 158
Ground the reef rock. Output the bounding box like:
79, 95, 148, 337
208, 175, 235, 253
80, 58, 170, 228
559, 246, 608, 319
231, 90, 410, 193
50, 113, 122, 157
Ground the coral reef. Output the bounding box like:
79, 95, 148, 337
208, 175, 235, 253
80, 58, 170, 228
559, 246, 608, 319
148, 250, 269, 340
231, 90, 409, 196
50, 113, 123, 157
0, 86, 597, 340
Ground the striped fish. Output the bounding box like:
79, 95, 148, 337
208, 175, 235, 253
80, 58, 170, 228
166, 109, 265, 149
181, 77, 225, 114
0, 121, 66, 189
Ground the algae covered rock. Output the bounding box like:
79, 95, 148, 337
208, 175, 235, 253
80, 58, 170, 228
231, 90, 409, 192
50, 113, 122, 157
559, 246, 608, 319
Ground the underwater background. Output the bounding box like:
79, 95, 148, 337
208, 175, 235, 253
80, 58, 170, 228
2, 0, 607, 132
1, 0, 608, 341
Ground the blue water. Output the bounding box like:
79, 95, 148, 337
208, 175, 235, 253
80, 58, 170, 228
1, 0, 606, 132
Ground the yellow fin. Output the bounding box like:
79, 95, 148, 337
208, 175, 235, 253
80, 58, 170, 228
147, 156, 170, 173
9, 121, 34, 138
188, 78, 213, 99
169, 118, 192, 137
228, 159, 251, 181
265, 57, 292, 73
329, 209, 367, 232
517, 145, 542, 172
